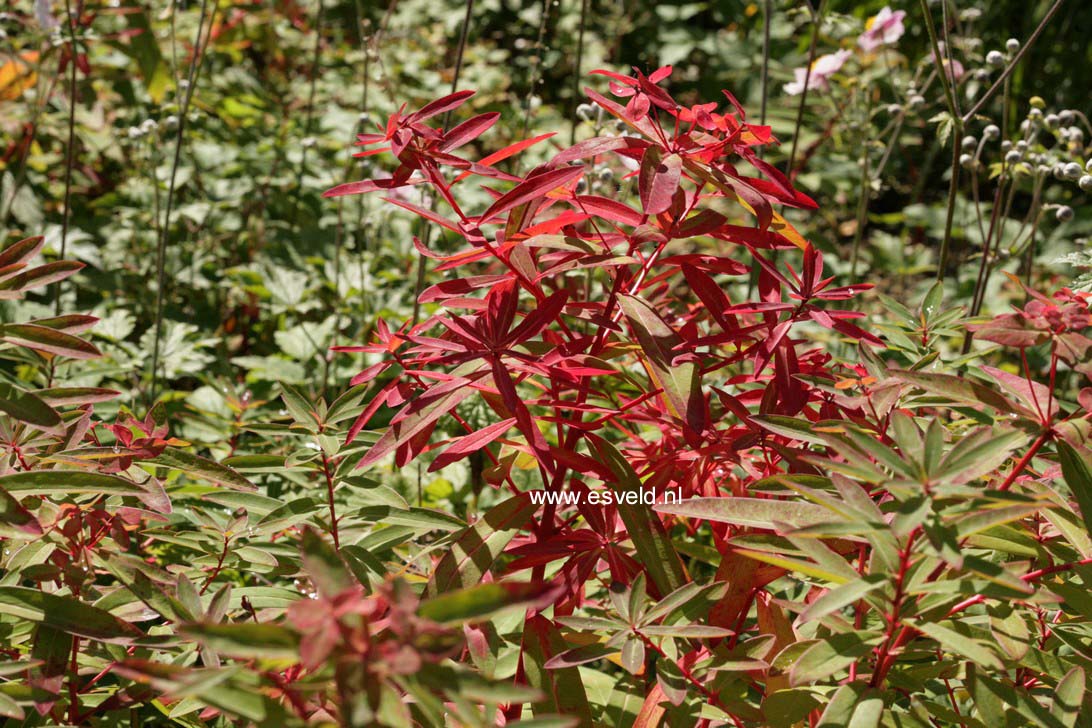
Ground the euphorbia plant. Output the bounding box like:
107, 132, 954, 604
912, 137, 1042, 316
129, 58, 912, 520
325, 67, 891, 722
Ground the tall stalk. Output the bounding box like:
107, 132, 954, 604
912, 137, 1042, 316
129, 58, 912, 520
786, 0, 827, 178
570, 0, 590, 146
289, 0, 326, 232
148, 0, 218, 401
919, 0, 962, 281
56, 0, 80, 315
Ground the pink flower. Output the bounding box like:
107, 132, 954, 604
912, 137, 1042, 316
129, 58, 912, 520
783, 50, 853, 95
858, 7, 907, 52
931, 50, 965, 81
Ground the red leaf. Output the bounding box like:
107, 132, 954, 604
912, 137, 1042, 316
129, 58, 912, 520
638, 147, 682, 216
428, 418, 516, 471
573, 195, 644, 226
441, 112, 501, 151
455, 133, 556, 183
479, 166, 585, 223
409, 89, 476, 123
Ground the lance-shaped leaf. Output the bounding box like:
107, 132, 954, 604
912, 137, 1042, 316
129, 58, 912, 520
619, 293, 705, 436
181, 623, 301, 660
0, 470, 170, 513
1058, 440, 1092, 537
587, 435, 687, 596
0, 323, 100, 359
426, 492, 537, 594
479, 166, 584, 223
638, 146, 682, 215
0, 587, 144, 643
521, 615, 594, 727
419, 581, 560, 624
143, 447, 255, 492
359, 380, 476, 469
655, 497, 842, 532
0, 382, 60, 428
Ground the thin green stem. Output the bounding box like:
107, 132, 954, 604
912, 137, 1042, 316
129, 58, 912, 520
56, 0, 79, 314
148, 0, 218, 402
960, 0, 1066, 124
786, 0, 826, 178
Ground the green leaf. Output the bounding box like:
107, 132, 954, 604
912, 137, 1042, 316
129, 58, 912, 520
789, 632, 881, 686
182, 623, 300, 659
1051, 667, 1084, 728
655, 656, 687, 706
0, 483, 41, 538
916, 621, 1004, 670
427, 493, 537, 595
618, 294, 704, 435
545, 643, 617, 669
1057, 440, 1092, 537
419, 581, 555, 624
0, 690, 24, 721
0, 382, 60, 428
0, 470, 170, 512
798, 576, 886, 625
145, 447, 256, 492
0, 587, 143, 643
299, 527, 355, 599
279, 384, 321, 432
587, 435, 687, 596
816, 683, 884, 728
655, 496, 841, 531
0, 323, 100, 359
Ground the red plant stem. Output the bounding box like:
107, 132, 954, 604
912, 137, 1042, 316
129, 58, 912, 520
320, 447, 340, 549
948, 557, 1092, 616
200, 533, 231, 594
68, 635, 80, 724
869, 528, 919, 688
998, 430, 1050, 492
635, 633, 743, 727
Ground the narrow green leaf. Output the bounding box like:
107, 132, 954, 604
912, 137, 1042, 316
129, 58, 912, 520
145, 447, 256, 492
587, 435, 687, 596
618, 294, 704, 435
427, 493, 537, 595
419, 581, 555, 624
0, 382, 60, 428
916, 621, 1004, 670
1058, 440, 1092, 537
182, 623, 300, 659
0, 586, 143, 643
656, 496, 841, 531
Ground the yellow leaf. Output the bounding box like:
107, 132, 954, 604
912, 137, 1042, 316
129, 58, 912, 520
0, 52, 40, 102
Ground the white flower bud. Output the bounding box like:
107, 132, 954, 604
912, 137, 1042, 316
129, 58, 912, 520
1006, 38, 1020, 53
1064, 162, 1083, 179
986, 50, 1005, 67
959, 153, 975, 168
983, 124, 1000, 140
1005, 150, 1021, 165
961, 135, 977, 151
1056, 206, 1074, 222
1079, 175, 1092, 192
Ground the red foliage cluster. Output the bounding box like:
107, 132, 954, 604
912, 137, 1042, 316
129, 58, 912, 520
327, 67, 879, 608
